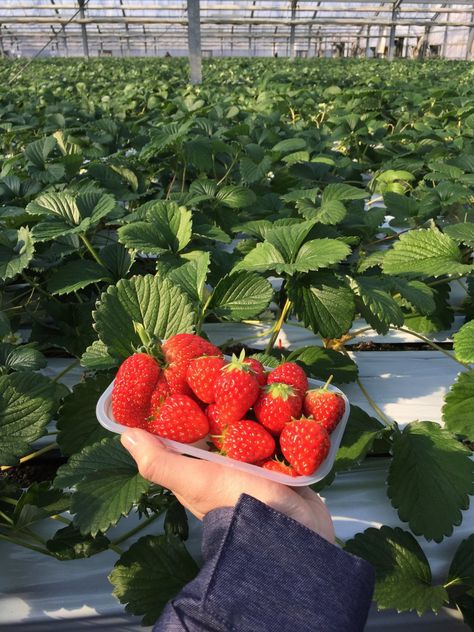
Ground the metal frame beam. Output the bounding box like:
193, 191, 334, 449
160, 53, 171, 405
187, 0, 201, 84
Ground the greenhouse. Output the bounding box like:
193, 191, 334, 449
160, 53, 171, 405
0, 2, 473, 632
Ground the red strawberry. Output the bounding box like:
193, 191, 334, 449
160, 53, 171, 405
162, 334, 222, 396
220, 420, 275, 463
267, 362, 308, 397
149, 374, 171, 417
186, 355, 226, 404
280, 418, 330, 476
148, 394, 209, 443
261, 459, 298, 478
254, 382, 302, 435
112, 353, 160, 428
213, 352, 260, 424
243, 358, 267, 387
206, 404, 227, 449
303, 376, 345, 434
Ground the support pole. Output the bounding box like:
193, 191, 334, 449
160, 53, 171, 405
365, 25, 371, 57
466, 12, 474, 60
289, 0, 297, 59
78, 0, 89, 58
442, 13, 449, 57
187, 0, 202, 84
388, 0, 401, 60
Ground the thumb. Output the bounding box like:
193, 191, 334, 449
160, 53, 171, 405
120, 428, 209, 495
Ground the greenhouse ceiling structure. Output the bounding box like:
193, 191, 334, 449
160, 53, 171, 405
0, 1, 473, 65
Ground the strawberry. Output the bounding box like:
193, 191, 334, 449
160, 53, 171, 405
186, 355, 226, 404
303, 376, 345, 434
149, 374, 171, 417
213, 352, 260, 424
148, 394, 209, 443
206, 404, 227, 449
261, 459, 298, 478
280, 418, 330, 476
254, 382, 302, 435
267, 362, 308, 397
112, 353, 160, 428
162, 333, 222, 396
243, 357, 267, 387
219, 420, 275, 463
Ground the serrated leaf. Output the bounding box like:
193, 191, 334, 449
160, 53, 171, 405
0, 372, 57, 465
13, 482, 70, 528
266, 221, 316, 263
99, 242, 133, 281
345, 526, 448, 615
57, 373, 112, 456
216, 185, 256, 209
293, 239, 351, 273
442, 370, 474, 441
444, 223, 474, 248
383, 228, 473, 278
272, 138, 306, 153
0, 227, 35, 281
109, 535, 199, 625
322, 183, 369, 204
249, 352, 281, 369
47, 260, 110, 295
167, 252, 210, 303
403, 283, 454, 333
288, 272, 355, 339
240, 155, 272, 184
388, 421, 474, 542
335, 405, 385, 471
286, 346, 358, 383
298, 199, 347, 225
47, 524, 110, 560
234, 241, 287, 274
392, 278, 436, 315
448, 534, 474, 590
453, 322, 474, 364
93, 275, 195, 361
209, 271, 273, 320
350, 277, 404, 334
358, 250, 385, 273
80, 339, 118, 370
25, 136, 56, 168
0, 343, 47, 373
54, 437, 151, 536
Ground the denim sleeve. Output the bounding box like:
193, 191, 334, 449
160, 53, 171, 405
154, 494, 375, 632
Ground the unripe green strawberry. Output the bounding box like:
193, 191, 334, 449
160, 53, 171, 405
267, 362, 308, 397
186, 355, 226, 404
261, 459, 298, 477
162, 333, 222, 396
303, 376, 345, 434
149, 394, 209, 443
280, 418, 330, 476
254, 382, 302, 435
220, 420, 275, 463
213, 352, 260, 424
112, 353, 160, 428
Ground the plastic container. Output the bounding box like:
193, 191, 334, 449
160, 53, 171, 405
96, 376, 350, 487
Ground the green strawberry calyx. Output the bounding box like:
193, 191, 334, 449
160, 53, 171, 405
264, 382, 296, 400
221, 349, 253, 374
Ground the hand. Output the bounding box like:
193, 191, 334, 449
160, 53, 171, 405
121, 429, 335, 544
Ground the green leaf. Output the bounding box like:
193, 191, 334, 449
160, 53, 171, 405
93, 275, 195, 361
80, 339, 119, 371
403, 283, 454, 333
47, 260, 110, 295
298, 199, 347, 225
209, 272, 273, 320
388, 421, 474, 542
249, 352, 281, 369
0, 343, 47, 373
57, 373, 112, 456
272, 138, 306, 153
109, 534, 199, 626
286, 346, 358, 383
392, 278, 436, 315
54, 437, 151, 536
382, 228, 473, 278
25, 136, 57, 168
444, 223, 474, 248
240, 155, 272, 184
118, 201, 192, 255
350, 277, 404, 334
100, 242, 133, 281
47, 524, 110, 560
266, 221, 316, 263
293, 239, 351, 273
13, 482, 70, 528
345, 526, 448, 615
442, 370, 474, 441
448, 534, 474, 589
288, 272, 355, 339
0, 372, 57, 465
322, 183, 369, 203
0, 227, 35, 281
453, 321, 474, 364
234, 241, 287, 274
216, 185, 256, 209
167, 252, 210, 303
335, 405, 385, 472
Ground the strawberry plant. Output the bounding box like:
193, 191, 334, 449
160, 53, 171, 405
0, 57, 473, 627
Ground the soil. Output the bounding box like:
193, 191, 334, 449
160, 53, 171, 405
0, 456, 66, 487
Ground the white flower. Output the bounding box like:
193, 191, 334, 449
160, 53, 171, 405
125, 148, 138, 157
266, 171, 275, 180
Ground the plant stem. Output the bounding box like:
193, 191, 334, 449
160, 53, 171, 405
79, 233, 106, 268
216, 152, 240, 186
0, 443, 59, 472
195, 293, 213, 335
165, 173, 177, 199
427, 274, 466, 288
111, 511, 162, 547
396, 327, 470, 368
0, 531, 53, 556
52, 358, 80, 383
443, 577, 464, 589
50, 514, 72, 525
109, 542, 125, 555
0, 509, 13, 525
265, 298, 292, 354
21, 272, 59, 303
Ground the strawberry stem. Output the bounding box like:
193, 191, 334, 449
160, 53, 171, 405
322, 375, 334, 390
